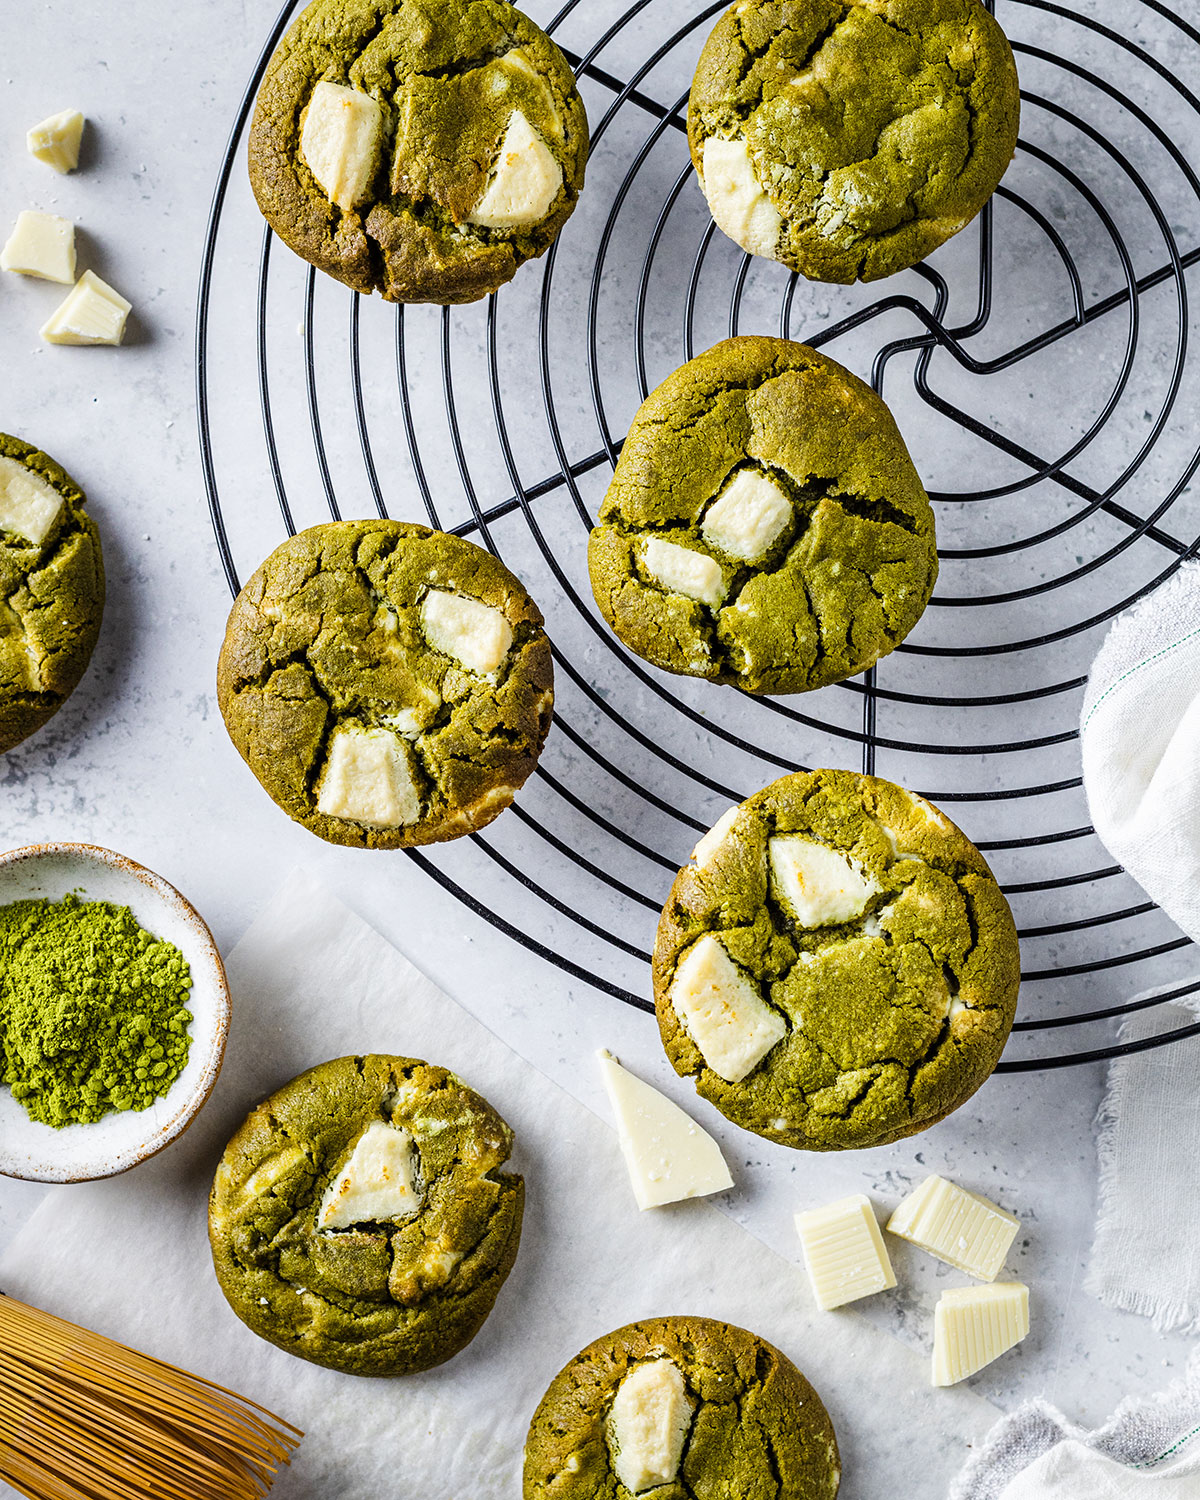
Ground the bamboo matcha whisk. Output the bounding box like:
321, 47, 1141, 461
0, 1293, 301, 1500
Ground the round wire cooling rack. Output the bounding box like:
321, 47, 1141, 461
197, 0, 1200, 1072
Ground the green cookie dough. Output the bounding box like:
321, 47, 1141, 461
523, 1315, 840, 1499
653, 770, 1019, 1150
689, 0, 1020, 282
0, 434, 103, 755
209, 1054, 524, 1377
249, 0, 589, 304
216, 520, 553, 849
588, 337, 936, 694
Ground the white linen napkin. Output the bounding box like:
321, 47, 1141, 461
1084, 988, 1200, 1332
1081, 562, 1200, 943
0, 870, 995, 1499
951, 1348, 1200, 1500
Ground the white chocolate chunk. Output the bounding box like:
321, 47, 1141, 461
317, 726, 421, 827
670, 934, 787, 1083
932, 1283, 1029, 1386
701, 470, 792, 561
769, 836, 881, 928
700, 135, 783, 260
421, 589, 513, 675
468, 109, 563, 229
692, 806, 739, 870
27, 109, 84, 173
301, 81, 384, 211
1, 211, 76, 283
794, 1193, 897, 1311
598, 1050, 732, 1211
606, 1359, 694, 1494
317, 1120, 421, 1230
0, 457, 64, 547
40, 269, 131, 346
643, 537, 724, 609
888, 1175, 1019, 1281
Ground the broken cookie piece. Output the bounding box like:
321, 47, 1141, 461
654, 768, 1020, 1150
247, 0, 589, 304
588, 336, 937, 694
217, 520, 552, 849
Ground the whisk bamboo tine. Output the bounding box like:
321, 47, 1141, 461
0, 1293, 301, 1500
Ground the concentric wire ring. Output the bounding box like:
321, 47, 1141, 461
197, 0, 1200, 1069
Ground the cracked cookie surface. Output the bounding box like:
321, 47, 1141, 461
587, 338, 936, 694
689, 0, 1020, 283
0, 433, 104, 755
523, 1315, 840, 1499
249, 0, 589, 303
209, 1054, 524, 1376
653, 770, 1019, 1150
216, 520, 553, 848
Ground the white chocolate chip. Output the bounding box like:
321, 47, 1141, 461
27, 109, 84, 173
316, 726, 421, 827
40, 270, 131, 346
692, 806, 740, 869
300, 81, 385, 211
769, 836, 881, 928
606, 1359, 694, 1493
642, 537, 724, 608
317, 1120, 421, 1230
932, 1283, 1029, 1386
701, 470, 792, 561
670, 934, 787, 1083
700, 136, 783, 260
0, 211, 76, 284
421, 589, 513, 675
795, 1193, 897, 1310
467, 109, 563, 229
0, 458, 64, 547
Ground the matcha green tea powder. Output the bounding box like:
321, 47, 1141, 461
0, 894, 193, 1127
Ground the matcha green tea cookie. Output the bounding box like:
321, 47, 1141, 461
249, 0, 589, 304
654, 770, 1019, 1150
523, 1315, 840, 1498
217, 520, 553, 848
588, 337, 936, 694
689, 0, 1020, 282
209, 1055, 524, 1377
0, 433, 103, 754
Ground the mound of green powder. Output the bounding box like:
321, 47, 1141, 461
0, 893, 193, 1128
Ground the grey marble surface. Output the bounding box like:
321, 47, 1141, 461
1, 0, 1198, 1488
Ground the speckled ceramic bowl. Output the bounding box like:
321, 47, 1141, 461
0, 843, 230, 1183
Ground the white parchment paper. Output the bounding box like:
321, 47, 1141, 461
0, 871, 996, 1497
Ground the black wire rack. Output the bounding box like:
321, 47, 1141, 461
197, 0, 1200, 1071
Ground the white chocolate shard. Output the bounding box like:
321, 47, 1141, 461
606, 1359, 694, 1493
27, 109, 84, 173
769, 836, 881, 928
421, 589, 513, 675
692, 806, 739, 869
0, 457, 64, 547
700, 135, 783, 260
317, 1120, 421, 1230
670, 933, 787, 1083
643, 537, 724, 609
598, 1050, 732, 1211
888, 1175, 1019, 1281
40, 269, 131, 346
1, 211, 76, 283
932, 1283, 1029, 1386
468, 109, 563, 229
317, 726, 421, 827
701, 470, 792, 561
794, 1193, 897, 1311
301, 81, 385, 211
